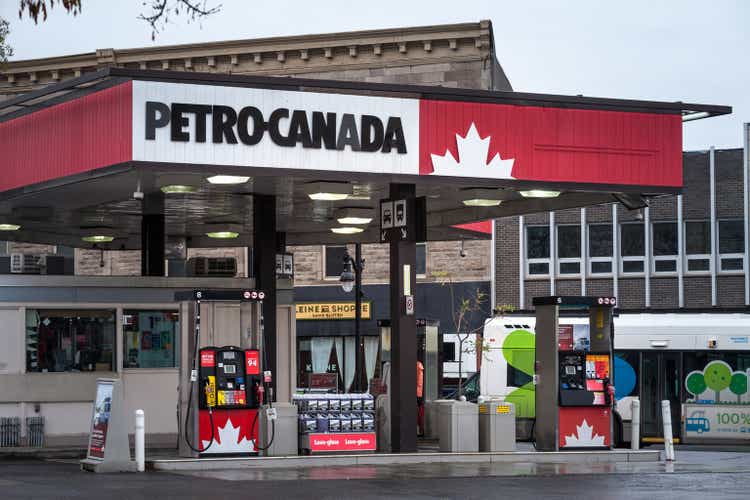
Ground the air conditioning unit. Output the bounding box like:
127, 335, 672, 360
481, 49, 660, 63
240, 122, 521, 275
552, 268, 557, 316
10, 254, 45, 274
186, 257, 237, 277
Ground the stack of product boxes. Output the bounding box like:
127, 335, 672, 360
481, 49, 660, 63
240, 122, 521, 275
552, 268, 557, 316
294, 393, 375, 435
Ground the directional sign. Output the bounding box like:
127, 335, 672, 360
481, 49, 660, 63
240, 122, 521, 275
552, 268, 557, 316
381, 201, 394, 229
394, 199, 407, 227
380, 196, 426, 243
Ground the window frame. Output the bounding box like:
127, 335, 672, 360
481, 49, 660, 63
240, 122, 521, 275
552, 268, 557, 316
555, 224, 582, 278
587, 223, 614, 277
683, 220, 712, 276
121, 309, 180, 370
650, 221, 678, 276
718, 219, 746, 275
619, 222, 646, 276
416, 242, 427, 278
524, 225, 551, 279
25, 307, 117, 374
323, 245, 348, 281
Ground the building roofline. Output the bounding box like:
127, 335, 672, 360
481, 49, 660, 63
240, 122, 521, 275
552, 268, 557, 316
0, 67, 732, 124
2, 20, 493, 71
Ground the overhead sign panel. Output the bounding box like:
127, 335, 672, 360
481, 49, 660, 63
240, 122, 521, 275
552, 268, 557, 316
132, 81, 420, 176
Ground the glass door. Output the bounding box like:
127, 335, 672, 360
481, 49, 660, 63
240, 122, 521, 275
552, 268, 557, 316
641, 352, 660, 436
639, 352, 682, 438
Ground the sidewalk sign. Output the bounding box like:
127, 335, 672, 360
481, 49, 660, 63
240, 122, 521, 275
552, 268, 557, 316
80, 378, 135, 472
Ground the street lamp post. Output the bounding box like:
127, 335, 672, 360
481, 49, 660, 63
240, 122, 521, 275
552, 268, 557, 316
340, 244, 364, 392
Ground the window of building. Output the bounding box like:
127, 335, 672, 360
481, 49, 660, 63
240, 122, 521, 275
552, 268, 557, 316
556, 225, 581, 276
652, 222, 678, 274
588, 224, 613, 275
525, 225, 550, 277
684, 221, 711, 273
416, 243, 427, 277
324, 245, 348, 279
26, 309, 115, 373
718, 220, 745, 273
619, 223, 645, 274
122, 310, 179, 369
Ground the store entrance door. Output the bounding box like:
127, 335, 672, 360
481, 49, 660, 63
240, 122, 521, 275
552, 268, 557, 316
640, 352, 682, 439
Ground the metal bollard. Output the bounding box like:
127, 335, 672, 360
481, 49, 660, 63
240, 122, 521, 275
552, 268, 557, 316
631, 399, 640, 451
661, 400, 675, 461
135, 409, 145, 472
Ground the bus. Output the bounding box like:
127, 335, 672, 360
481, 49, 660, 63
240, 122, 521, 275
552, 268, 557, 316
480, 313, 750, 444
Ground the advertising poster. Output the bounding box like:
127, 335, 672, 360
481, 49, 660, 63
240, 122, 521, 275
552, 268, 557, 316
88, 380, 114, 459
557, 325, 573, 351
683, 404, 750, 441
573, 324, 591, 351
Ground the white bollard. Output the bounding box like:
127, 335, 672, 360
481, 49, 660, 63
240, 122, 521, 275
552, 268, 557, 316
661, 400, 675, 462
135, 409, 145, 472
631, 399, 640, 451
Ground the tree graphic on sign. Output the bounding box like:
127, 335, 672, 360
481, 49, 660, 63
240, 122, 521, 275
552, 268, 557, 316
730, 372, 748, 403
686, 360, 748, 403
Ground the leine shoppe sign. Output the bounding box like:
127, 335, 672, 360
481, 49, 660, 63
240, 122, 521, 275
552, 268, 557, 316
0, 78, 685, 194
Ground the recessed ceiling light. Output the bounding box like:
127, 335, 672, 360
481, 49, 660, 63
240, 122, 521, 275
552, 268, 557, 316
519, 189, 561, 199
158, 174, 201, 194
461, 188, 503, 207
161, 184, 198, 194
336, 207, 374, 225
0, 224, 21, 231
207, 175, 251, 185
304, 181, 353, 201
331, 227, 364, 235
463, 199, 502, 207
206, 231, 240, 239
204, 223, 241, 239
82, 235, 115, 243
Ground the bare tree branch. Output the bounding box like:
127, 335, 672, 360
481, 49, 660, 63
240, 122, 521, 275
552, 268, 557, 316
0, 17, 13, 64
18, 0, 82, 24
138, 0, 221, 40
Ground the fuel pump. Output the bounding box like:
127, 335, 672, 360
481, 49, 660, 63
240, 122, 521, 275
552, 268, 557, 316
179, 289, 274, 456
533, 296, 616, 451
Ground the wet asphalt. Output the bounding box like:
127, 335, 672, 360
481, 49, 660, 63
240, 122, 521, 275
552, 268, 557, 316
1, 449, 749, 499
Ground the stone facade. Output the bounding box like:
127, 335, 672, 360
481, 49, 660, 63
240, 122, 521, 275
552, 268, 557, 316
495, 147, 747, 312
1, 21, 501, 282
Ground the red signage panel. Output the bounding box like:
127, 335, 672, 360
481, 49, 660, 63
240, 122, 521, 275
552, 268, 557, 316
308, 432, 377, 452
200, 350, 215, 368
0, 81, 133, 193
245, 350, 260, 375
419, 99, 682, 188
559, 407, 611, 448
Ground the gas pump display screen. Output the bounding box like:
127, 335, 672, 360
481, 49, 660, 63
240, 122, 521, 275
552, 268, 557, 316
223, 365, 236, 374
222, 351, 236, 360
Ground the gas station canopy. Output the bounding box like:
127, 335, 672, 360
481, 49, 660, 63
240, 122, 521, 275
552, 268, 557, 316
0, 68, 730, 248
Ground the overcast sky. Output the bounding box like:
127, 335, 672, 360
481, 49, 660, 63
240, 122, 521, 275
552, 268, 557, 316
2, 0, 747, 150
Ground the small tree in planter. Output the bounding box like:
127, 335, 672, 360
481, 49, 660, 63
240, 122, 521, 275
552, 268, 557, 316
434, 271, 491, 400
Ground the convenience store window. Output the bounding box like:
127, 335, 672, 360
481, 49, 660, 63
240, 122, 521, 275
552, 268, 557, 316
718, 220, 745, 273
122, 310, 179, 369
26, 309, 115, 373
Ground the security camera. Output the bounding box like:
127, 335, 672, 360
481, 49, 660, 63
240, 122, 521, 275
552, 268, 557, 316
133, 190, 144, 200
459, 249, 467, 258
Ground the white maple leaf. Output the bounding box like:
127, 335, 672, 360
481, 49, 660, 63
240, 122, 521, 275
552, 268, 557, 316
563, 419, 606, 447
429, 123, 515, 179
202, 416, 256, 453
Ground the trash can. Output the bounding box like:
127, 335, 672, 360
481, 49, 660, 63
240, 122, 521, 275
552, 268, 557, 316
425, 399, 454, 439
260, 403, 298, 456
437, 401, 478, 452
478, 401, 516, 452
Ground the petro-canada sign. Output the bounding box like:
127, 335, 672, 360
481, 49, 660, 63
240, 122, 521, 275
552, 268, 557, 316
131, 80, 682, 187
